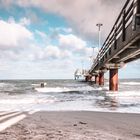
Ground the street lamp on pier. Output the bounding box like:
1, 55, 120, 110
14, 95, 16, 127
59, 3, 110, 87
96, 23, 103, 62
96, 23, 103, 51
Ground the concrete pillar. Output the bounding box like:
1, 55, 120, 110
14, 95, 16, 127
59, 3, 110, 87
109, 69, 118, 91
99, 73, 104, 86
85, 75, 92, 82
95, 75, 99, 84
85, 76, 88, 82
137, 0, 140, 14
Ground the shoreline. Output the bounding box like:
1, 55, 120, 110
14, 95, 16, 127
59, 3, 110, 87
0, 111, 140, 140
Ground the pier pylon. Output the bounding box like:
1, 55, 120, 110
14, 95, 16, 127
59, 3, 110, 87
109, 69, 118, 91
95, 75, 99, 84
99, 73, 104, 86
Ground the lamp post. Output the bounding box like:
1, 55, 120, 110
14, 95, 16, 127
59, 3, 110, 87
96, 23, 103, 86
96, 23, 103, 51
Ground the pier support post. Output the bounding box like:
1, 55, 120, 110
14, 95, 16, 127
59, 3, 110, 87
137, 0, 140, 14
109, 69, 118, 91
99, 73, 104, 86
95, 75, 99, 84
85, 76, 88, 82
85, 75, 92, 82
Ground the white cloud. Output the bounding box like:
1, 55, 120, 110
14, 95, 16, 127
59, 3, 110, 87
54, 27, 73, 33
0, 0, 139, 79
0, 19, 33, 49
7, 0, 126, 42
0, 43, 72, 62
59, 34, 86, 50
35, 30, 47, 39
19, 17, 31, 26
8, 16, 16, 23
0, 16, 96, 79
0, 0, 12, 8
59, 34, 93, 57
45, 45, 61, 59
41, 45, 72, 60
0, 31, 90, 65
62, 28, 72, 33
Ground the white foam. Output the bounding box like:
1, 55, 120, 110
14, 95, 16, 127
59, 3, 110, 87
31, 84, 40, 86
107, 91, 140, 97
35, 87, 70, 93
0, 83, 7, 87
35, 86, 104, 93
0, 96, 140, 113
0, 82, 140, 113
121, 82, 140, 85
0, 97, 56, 105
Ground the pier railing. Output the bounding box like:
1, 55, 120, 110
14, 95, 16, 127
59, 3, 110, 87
92, 0, 140, 70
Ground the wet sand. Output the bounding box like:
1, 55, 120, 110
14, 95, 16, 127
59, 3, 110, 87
0, 111, 140, 140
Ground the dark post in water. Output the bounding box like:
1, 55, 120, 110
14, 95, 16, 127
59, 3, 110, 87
99, 73, 104, 86
109, 69, 118, 91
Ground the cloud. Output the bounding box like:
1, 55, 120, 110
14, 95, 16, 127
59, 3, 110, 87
0, 18, 33, 49
59, 34, 85, 51
0, 0, 139, 79
59, 34, 93, 56
35, 30, 47, 39
19, 17, 31, 26
0, 29, 91, 64
0, 0, 12, 8
0, 43, 71, 62
6, 0, 126, 42
0, 18, 60, 62
48, 27, 73, 41
54, 27, 73, 34
44, 45, 66, 59
61, 27, 72, 33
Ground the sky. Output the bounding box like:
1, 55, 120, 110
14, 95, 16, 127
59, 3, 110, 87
0, 0, 139, 79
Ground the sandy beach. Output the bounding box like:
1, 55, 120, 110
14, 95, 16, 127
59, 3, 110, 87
0, 111, 140, 140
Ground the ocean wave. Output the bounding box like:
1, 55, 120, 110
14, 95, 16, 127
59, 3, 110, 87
107, 91, 140, 97
0, 94, 140, 113
35, 86, 105, 93
0, 83, 7, 87
35, 87, 70, 93
121, 82, 140, 85
31, 84, 40, 86
0, 97, 56, 104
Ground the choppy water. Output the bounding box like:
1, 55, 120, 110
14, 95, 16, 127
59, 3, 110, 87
0, 79, 140, 113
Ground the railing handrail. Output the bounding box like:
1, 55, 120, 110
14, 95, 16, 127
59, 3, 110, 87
92, 0, 137, 70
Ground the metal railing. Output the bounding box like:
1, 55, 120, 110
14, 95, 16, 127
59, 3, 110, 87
92, 0, 139, 69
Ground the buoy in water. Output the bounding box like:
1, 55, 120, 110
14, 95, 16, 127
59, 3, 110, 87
40, 82, 47, 87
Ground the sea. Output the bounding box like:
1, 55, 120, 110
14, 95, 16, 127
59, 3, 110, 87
0, 79, 140, 113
